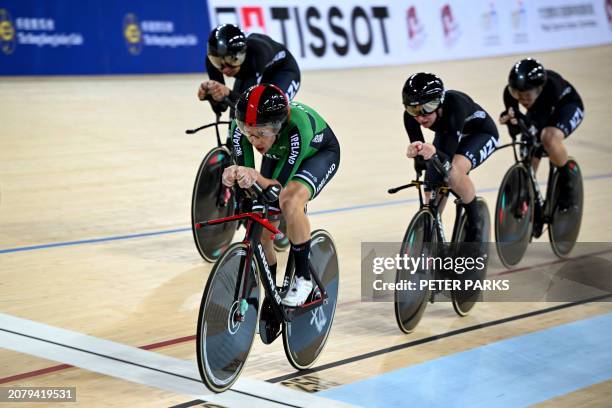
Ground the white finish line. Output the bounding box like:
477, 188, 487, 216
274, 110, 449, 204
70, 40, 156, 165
0, 313, 355, 408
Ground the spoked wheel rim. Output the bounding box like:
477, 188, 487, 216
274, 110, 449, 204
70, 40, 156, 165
451, 198, 490, 316
196, 244, 259, 392
283, 230, 339, 370
549, 159, 583, 257
495, 164, 534, 268
395, 210, 435, 334
191, 147, 237, 262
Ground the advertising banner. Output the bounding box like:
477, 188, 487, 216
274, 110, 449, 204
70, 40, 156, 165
0, 0, 210, 75
206, 0, 612, 70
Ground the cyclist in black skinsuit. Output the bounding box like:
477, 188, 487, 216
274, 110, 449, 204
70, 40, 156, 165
499, 58, 584, 211
197, 24, 301, 115
403, 72, 499, 242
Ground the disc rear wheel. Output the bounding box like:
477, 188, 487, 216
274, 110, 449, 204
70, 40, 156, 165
549, 158, 583, 257
283, 229, 339, 370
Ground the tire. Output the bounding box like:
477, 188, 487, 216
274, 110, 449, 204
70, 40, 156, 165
191, 147, 237, 262
394, 210, 436, 334
451, 197, 490, 316
196, 243, 259, 392
282, 229, 339, 370
549, 158, 583, 257
495, 164, 534, 268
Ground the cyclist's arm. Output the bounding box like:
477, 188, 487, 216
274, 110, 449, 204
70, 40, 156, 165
403, 112, 425, 143
502, 87, 521, 137
230, 122, 255, 168
206, 58, 225, 84
204, 58, 230, 114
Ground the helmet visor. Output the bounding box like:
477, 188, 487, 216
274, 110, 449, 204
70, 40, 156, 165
236, 120, 282, 138
209, 51, 246, 70
405, 98, 442, 117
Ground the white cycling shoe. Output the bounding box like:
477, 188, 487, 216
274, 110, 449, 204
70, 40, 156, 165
281, 276, 313, 307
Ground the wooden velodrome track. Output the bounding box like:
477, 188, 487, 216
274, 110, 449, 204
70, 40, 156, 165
1, 46, 611, 407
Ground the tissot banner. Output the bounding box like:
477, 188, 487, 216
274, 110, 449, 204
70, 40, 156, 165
206, 0, 612, 70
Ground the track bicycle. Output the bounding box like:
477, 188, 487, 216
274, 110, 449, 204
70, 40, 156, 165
494, 117, 583, 267
194, 183, 339, 392
388, 155, 490, 333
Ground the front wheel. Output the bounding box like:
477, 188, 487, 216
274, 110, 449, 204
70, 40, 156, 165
196, 243, 259, 393
395, 210, 436, 334
191, 147, 237, 262
549, 158, 583, 257
283, 229, 339, 370
452, 197, 490, 317
495, 163, 534, 268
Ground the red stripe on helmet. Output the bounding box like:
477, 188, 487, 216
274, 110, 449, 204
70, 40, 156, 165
245, 85, 266, 126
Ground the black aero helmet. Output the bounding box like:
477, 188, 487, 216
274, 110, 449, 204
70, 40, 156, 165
207, 24, 247, 69
508, 58, 547, 92
236, 84, 290, 136
402, 72, 445, 116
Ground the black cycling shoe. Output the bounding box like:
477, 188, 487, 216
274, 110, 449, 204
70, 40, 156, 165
557, 182, 578, 212
464, 224, 483, 243
556, 164, 578, 212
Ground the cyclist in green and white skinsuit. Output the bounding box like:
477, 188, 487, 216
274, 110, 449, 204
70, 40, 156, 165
223, 84, 341, 307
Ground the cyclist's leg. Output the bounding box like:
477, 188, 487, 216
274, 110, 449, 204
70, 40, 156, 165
541, 127, 567, 166
454, 129, 499, 241
543, 102, 584, 207
542, 101, 584, 166
281, 129, 340, 306
279, 181, 312, 306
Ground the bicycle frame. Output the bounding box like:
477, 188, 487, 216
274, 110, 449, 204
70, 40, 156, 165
390, 169, 462, 244
495, 119, 558, 225
196, 205, 329, 324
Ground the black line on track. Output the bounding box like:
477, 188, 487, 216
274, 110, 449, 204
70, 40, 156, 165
169, 293, 611, 407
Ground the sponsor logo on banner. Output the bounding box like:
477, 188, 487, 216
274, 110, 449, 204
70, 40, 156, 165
512, 0, 529, 43
481, 1, 501, 46
123, 14, 142, 55
212, 4, 391, 59
0, 8, 83, 55
406, 6, 426, 49
242, 7, 266, 34
0, 9, 16, 55
537, 2, 597, 32
123, 12, 198, 55
441, 4, 461, 46
606, 0, 612, 29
